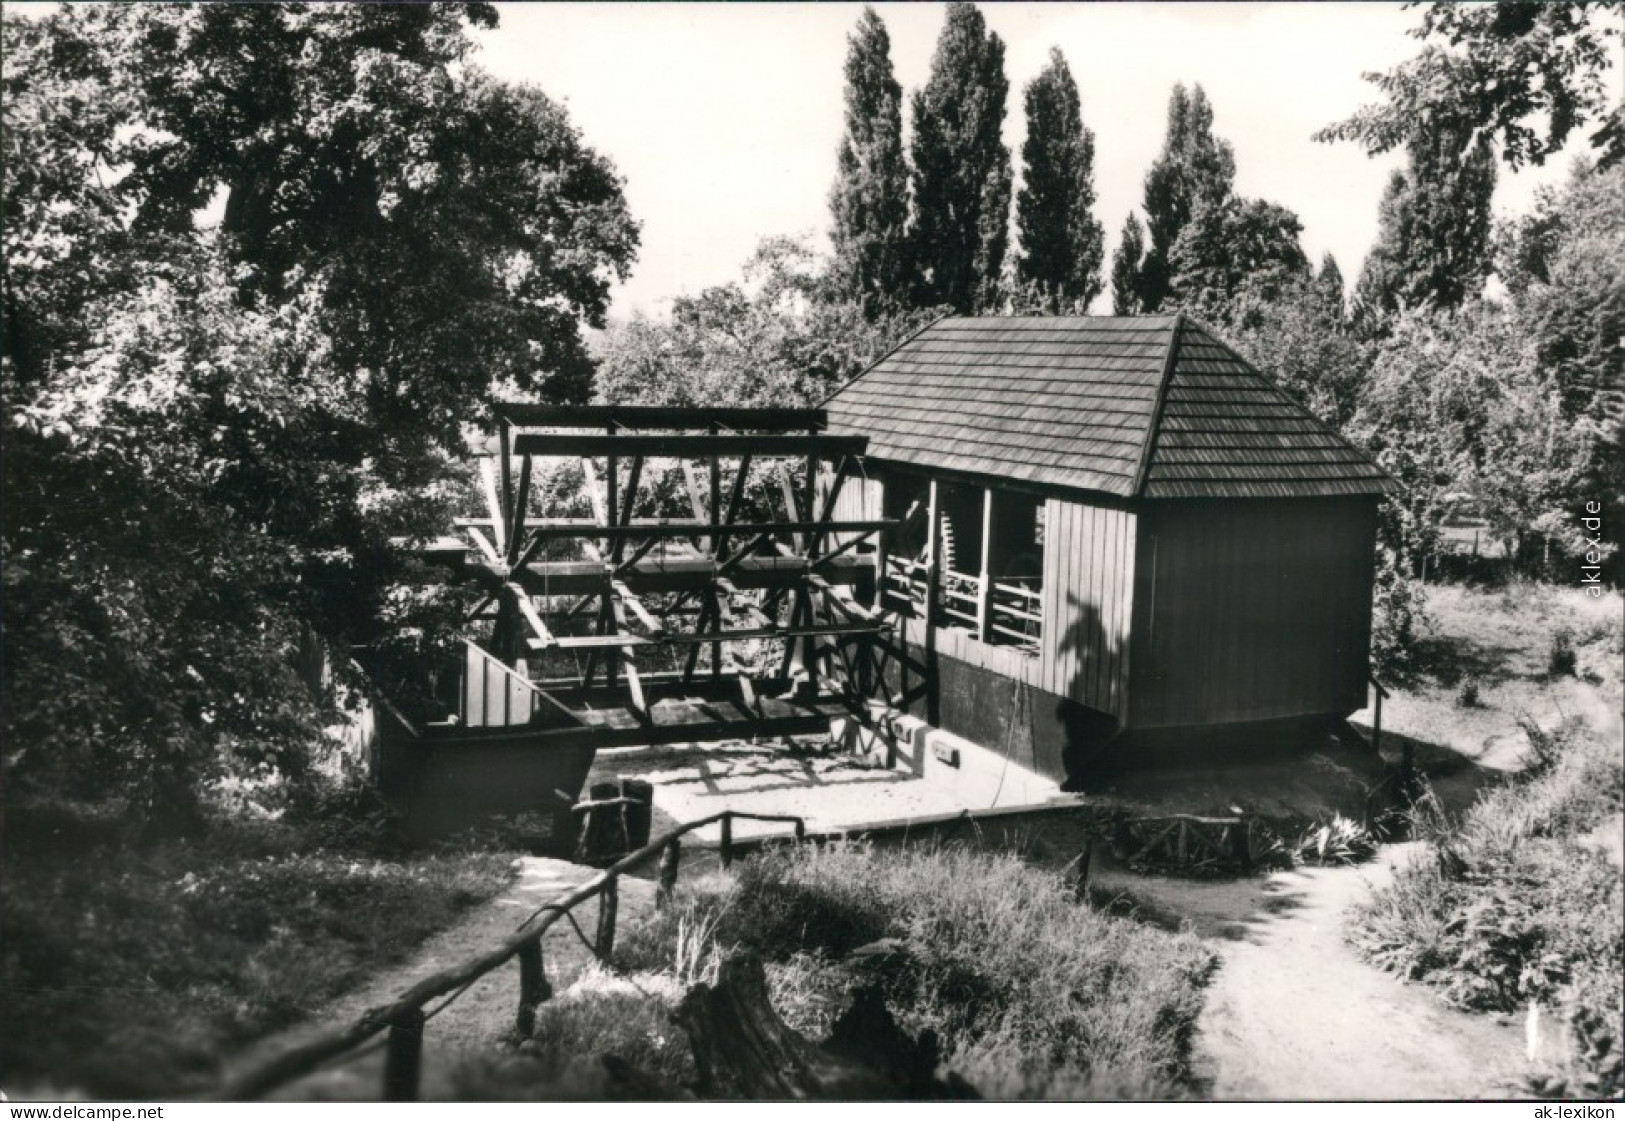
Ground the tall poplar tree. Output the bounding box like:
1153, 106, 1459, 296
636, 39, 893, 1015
828, 6, 910, 319
1110, 213, 1147, 315
1137, 83, 1235, 312
909, 2, 1012, 314
1015, 48, 1104, 313
1354, 120, 1498, 320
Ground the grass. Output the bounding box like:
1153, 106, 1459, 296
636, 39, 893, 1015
0, 800, 514, 1098
1361, 582, 1622, 772
1346, 718, 1624, 1097
488, 842, 1215, 1100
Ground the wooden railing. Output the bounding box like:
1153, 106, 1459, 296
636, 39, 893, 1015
216, 809, 806, 1102
880, 558, 1041, 655
987, 577, 1042, 655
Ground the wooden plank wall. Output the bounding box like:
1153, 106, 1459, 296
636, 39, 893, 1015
1038, 499, 1136, 718
826, 471, 883, 548
462, 644, 538, 728
1128, 497, 1376, 728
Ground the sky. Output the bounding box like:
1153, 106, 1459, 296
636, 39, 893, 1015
471, 1, 1606, 319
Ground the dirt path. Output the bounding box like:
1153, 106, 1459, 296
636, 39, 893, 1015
1094, 844, 1525, 1100
226, 856, 654, 1101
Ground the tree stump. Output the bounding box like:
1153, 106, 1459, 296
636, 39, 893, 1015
675, 953, 977, 1100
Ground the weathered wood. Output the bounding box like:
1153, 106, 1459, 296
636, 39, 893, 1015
214, 808, 810, 1102
496, 404, 827, 431
513, 433, 867, 459
677, 953, 977, 1100
720, 813, 734, 868
512, 518, 893, 544
595, 876, 618, 962
516, 938, 550, 1037
383, 1007, 425, 1102
1070, 841, 1093, 900
657, 837, 681, 908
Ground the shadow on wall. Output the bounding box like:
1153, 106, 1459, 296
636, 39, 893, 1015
1055, 590, 1121, 790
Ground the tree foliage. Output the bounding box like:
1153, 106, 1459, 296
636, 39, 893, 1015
1, 5, 637, 814
909, 2, 1012, 314
828, 6, 911, 320
1317, 1, 1625, 170
595, 237, 939, 411
1110, 213, 1148, 315
1136, 83, 1236, 313
1014, 48, 1104, 313
1352, 123, 1498, 323
1167, 196, 1309, 320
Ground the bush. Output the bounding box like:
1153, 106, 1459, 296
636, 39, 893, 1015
0, 804, 513, 1097
1347, 721, 1623, 1097
1295, 814, 1379, 866
600, 842, 1216, 1099
1456, 678, 1482, 708
1370, 545, 1430, 679
1548, 627, 1577, 677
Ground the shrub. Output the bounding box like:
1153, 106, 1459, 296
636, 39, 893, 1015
1548, 627, 1577, 677
0, 805, 512, 1097
607, 842, 1215, 1099
1456, 678, 1482, 708
1370, 546, 1430, 679
1295, 814, 1379, 866
1347, 721, 1623, 1096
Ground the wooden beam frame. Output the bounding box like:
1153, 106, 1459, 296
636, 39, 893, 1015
511, 433, 866, 459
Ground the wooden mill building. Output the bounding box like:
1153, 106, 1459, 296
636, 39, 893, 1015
823, 314, 1395, 783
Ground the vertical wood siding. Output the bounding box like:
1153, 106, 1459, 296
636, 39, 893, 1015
1038, 499, 1137, 718
1128, 497, 1377, 728
462, 644, 537, 728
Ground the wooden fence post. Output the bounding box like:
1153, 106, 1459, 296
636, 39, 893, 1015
1070, 841, 1093, 901
383, 1007, 425, 1102
793, 818, 806, 843
516, 939, 550, 1037
657, 838, 681, 908
596, 876, 619, 962
720, 814, 734, 869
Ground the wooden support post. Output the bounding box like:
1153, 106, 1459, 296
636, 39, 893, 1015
383, 1007, 425, 1102
498, 420, 513, 536
978, 487, 994, 642
1375, 684, 1386, 760
720, 813, 734, 869
794, 818, 806, 843
657, 837, 681, 908
516, 938, 550, 1037
596, 876, 619, 962
1070, 841, 1093, 901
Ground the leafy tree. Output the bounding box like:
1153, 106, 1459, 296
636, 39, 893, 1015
1499, 159, 1625, 567
596, 237, 939, 411
1217, 272, 1372, 429
1110, 213, 1148, 315
909, 2, 1012, 313
1, 5, 637, 816
828, 7, 912, 319
1317, 1, 1625, 170
1136, 83, 1236, 312
1167, 196, 1309, 319
1352, 121, 1498, 322
1014, 48, 1104, 313
1314, 253, 1347, 320
1350, 305, 1599, 573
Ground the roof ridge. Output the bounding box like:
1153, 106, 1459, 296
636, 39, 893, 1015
1131, 313, 1185, 498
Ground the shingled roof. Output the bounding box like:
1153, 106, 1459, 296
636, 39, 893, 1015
824, 315, 1394, 500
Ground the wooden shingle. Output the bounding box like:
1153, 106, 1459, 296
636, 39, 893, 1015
824, 315, 1394, 501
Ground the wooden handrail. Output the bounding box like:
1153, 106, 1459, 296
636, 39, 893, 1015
215, 808, 806, 1102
